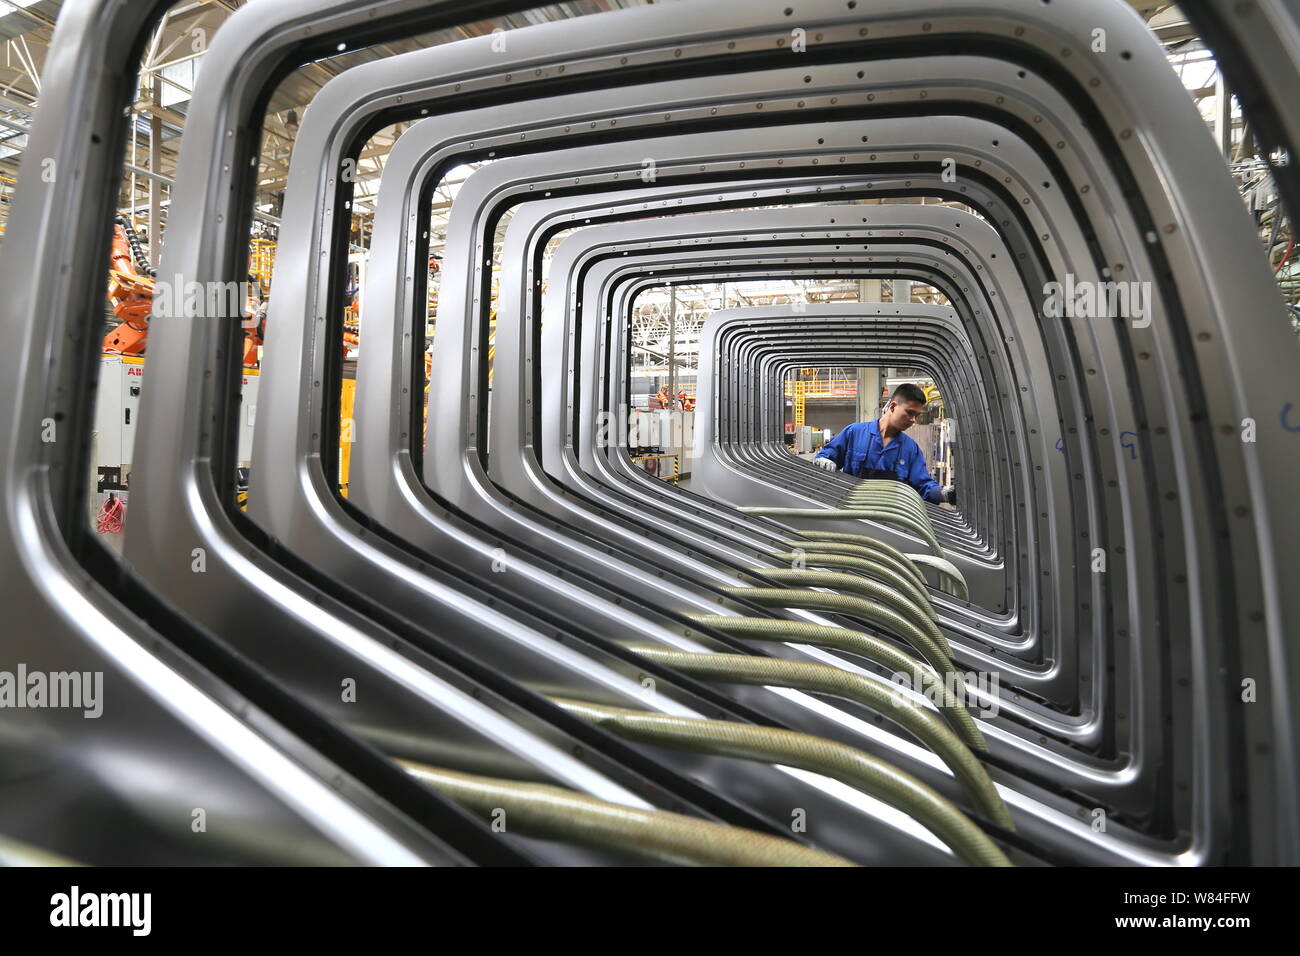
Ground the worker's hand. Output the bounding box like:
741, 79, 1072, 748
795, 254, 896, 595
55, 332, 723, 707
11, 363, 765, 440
812, 457, 838, 472
940, 485, 956, 505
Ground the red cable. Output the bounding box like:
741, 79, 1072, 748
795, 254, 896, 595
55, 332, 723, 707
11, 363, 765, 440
1275, 233, 1295, 275
96, 495, 126, 534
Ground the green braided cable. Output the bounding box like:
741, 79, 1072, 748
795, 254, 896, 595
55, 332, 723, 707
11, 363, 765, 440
754, 569, 954, 659
771, 551, 936, 618
841, 486, 960, 593
839, 489, 959, 592
400, 761, 856, 867
685, 614, 986, 750
847, 481, 938, 526
721, 586, 954, 675
0, 835, 83, 867
789, 532, 965, 599
782, 533, 930, 590
839, 500, 944, 554
843, 492, 929, 520
840, 501, 938, 541
625, 645, 1011, 829
548, 697, 1012, 867
738, 507, 943, 556
846, 485, 928, 509
905, 554, 971, 602
849, 479, 930, 511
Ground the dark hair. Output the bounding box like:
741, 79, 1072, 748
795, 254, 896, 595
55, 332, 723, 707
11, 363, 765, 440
891, 382, 928, 406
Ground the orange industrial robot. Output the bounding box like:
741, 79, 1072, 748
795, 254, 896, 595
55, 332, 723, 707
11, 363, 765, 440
650, 385, 695, 411
102, 214, 265, 366
101, 215, 155, 356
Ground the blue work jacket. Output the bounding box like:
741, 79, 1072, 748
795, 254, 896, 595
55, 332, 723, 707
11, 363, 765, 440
813, 419, 941, 503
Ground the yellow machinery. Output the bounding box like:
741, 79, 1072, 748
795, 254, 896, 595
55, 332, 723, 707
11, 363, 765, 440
249, 238, 276, 291
339, 377, 356, 498
785, 370, 858, 436
630, 452, 681, 484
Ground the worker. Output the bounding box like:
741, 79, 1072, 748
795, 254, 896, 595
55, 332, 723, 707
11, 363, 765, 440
812, 382, 956, 505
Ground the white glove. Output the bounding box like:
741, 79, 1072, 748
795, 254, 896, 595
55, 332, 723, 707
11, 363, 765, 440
812, 456, 838, 472
940, 485, 956, 505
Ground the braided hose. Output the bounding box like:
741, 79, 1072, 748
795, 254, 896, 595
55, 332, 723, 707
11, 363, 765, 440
549, 697, 1012, 866
0, 834, 83, 867
840, 503, 944, 554
626, 646, 1012, 828
854, 478, 924, 495
772, 551, 935, 617
847, 479, 929, 509
842, 501, 936, 536
739, 507, 943, 555
784, 533, 930, 590
780, 530, 925, 582
721, 586, 954, 676
843, 493, 927, 519
904, 554, 971, 601
754, 568, 953, 659
848, 479, 930, 512
789, 533, 965, 599
686, 614, 986, 750
847, 482, 944, 543
400, 761, 855, 866
840, 488, 962, 593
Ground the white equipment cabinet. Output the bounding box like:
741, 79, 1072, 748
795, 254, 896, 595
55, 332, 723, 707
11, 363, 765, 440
94, 355, 260, 481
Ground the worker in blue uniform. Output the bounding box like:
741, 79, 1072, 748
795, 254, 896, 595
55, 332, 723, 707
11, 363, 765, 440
812, 382, 956, 505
